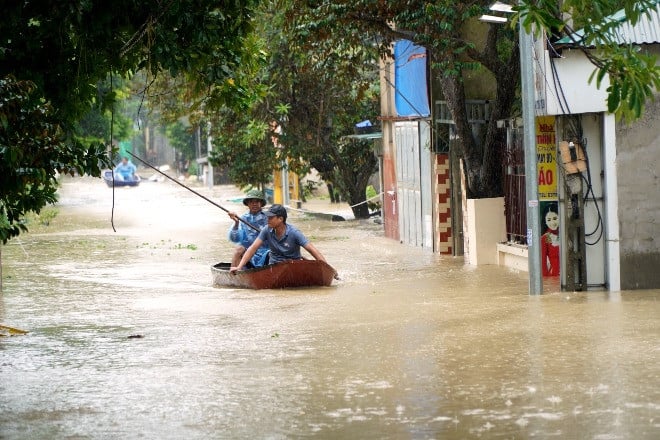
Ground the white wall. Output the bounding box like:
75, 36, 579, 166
537, 48, 609, 116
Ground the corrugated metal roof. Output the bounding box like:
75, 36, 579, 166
556, 2, 660, 47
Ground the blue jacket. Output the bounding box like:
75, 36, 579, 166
114, 160, 136, 178
228, 211, 269, 267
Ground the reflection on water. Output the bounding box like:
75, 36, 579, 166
1, 177, 659, 439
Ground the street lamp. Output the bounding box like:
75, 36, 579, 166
480, 2, 543, 295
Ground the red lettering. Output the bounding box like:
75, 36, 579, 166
538, 168, 553, 186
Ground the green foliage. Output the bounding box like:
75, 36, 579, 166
36, 207, 59, 227
366, 185, 381, 212
203, 0, 382, 215
76, 76, 135, 143
22, 207, 59, 227
291, 0, 519, 198
165, 121, 197, 161
0, 76, 107, 243
517, 0, 660, 120
174, 243, 198, 250
292, 0, 659, 198
269, 1, 382, 216
0, 0, 259, 242
209, 109, 277, 187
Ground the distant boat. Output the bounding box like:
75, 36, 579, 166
211, 259, 338, 289
102, 170, 141, 187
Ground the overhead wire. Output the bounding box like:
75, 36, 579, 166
541, 37, 605, 246
109, 72, 117, 232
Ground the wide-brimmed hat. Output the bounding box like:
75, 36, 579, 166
242, 189, 267, 206
264, 204, 287, 220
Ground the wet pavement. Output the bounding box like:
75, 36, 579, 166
1, 176, 659, 439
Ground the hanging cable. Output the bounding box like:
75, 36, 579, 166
109, 72, 117, 232
549, 57, 567, 114
530, 36, 568, 116
578, 138, 604, 244
550, 55, 572, 115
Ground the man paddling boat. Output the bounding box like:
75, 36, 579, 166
230, 204, 327, 273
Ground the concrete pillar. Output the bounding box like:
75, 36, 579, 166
602, 114, 621, 291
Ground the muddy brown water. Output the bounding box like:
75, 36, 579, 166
1, 176, 659, 439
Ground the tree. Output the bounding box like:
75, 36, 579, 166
76, 76, 135, 146
165, 121, 196, 163
267, 6, 381, 218
145, 29, 276, 187
204, 0, 381, 218
290, 0, 660, 198
0, 0, 259, 241
290, 0, 519, 199
0, 77, 97, 242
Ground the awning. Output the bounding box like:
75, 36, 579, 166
342, 132, 383, 140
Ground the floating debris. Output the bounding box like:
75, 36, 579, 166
0, 324, 28, 336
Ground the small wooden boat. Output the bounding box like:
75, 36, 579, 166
211, 259, 338, 289
103, 170, 141, 187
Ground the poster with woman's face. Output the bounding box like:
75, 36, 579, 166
540, 201, 560, 276
542, 202, 559, 232
535, 116, 560, 276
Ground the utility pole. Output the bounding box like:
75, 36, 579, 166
519, 19, 543, 295
481, 2, 543, 294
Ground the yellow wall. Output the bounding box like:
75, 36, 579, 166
272, 169, 299, 205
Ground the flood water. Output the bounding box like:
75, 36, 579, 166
1, 176, 659, 439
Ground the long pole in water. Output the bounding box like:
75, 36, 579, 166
126, 152, 260, 232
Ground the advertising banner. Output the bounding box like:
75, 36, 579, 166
536, 116, 559, 277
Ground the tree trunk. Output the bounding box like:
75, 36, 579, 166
438, 34, 520, 199
347, 183, 371, 219
326, 138, 378, 220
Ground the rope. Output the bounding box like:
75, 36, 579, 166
349, 192, 383, 208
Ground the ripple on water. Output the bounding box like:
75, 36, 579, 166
1, 178, 659, 439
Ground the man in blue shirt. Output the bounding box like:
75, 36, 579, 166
231, 204, 327, 272
227, 189, 269, 267
113, 157, 137, 181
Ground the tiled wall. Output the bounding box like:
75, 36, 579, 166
435, 154, 452, 254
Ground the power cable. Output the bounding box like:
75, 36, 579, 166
109, 72, 117, 232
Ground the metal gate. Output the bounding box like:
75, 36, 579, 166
504, 125, 527, 244
395, 121, 432, 248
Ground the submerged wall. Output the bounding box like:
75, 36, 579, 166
616, 95, 660, 289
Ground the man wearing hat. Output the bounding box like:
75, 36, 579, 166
231, 204, 327, 272
227, 189, 269, 268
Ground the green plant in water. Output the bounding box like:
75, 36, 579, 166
174, 243, 197, 250
37, 207, 59, 226
187, 160, 198, 176
366, 185, 381, 212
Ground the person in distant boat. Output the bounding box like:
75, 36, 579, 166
227, 189, 270, 268
113, 157, 137, 181
230, 204, 327, 273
